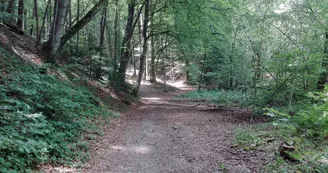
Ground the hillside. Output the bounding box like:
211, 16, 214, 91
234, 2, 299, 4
0, 23, 130, 172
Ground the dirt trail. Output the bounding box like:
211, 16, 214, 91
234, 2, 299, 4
84, 83, 268, 173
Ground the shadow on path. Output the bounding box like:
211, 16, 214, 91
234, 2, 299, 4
84, 82, 269, 173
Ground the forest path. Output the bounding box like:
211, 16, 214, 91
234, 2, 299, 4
84, 82, 267, 173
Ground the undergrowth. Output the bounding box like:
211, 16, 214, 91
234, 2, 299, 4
177, 89, 244, 106
234, 123, 328, 172
0, 48, 115, 172
233, 117, 328, 172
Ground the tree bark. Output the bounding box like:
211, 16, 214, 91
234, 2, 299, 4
48, 0, 68, 62
118, 0, 136, 78
6, 0, 15, 15
99, 4, 107, 56
118, 1, 144, 80
149, 0, 158, 83
149, 28, 156, 82
113, 0, 119, 71
75, 0, 80, 54
95, 3, 107, 79
317, 31, 328, 90
17, 0, 24, 29
132, 0, 150, 96
34, 0, 40, 44
39, 0, 50, 44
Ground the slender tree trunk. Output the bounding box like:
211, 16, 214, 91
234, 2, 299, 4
30, 10, 34, 35
34, 0, 40, 44
133, 38, 137, 78
38, 0, 50, 45
132, 0, 150, 96
163, 33, 167, 90
185, 57, 190, 81
6, 0, 15, 19
229, 31, 237, 88
17, 0, 24, 29
75, 0, 80, 54
24, 10, 27, 30
113, 0, 119, 71
99, 5, 107, 56
317, 31, 328, 90
199, 47, 207, 90
106, 20, 113, 63
68, 0, 72, 27
48, 0, 52, 39
149, 31, 156, 82
96, 4, 107, 79
118, 0, 136, 78
149, 0, 156, 83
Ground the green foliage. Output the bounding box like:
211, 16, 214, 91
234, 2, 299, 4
177, 89, 244, 106
0, 4, 18, 21
218, 162, 229, 172
266, 89, 328, 139
0, 48, 114, 171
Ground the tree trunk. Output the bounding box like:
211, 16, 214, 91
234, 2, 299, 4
149, 32, 156, 82
96, 4, 107, 79
132, 0, 150, 96
4, 0, 17, 27
149, 0, 156, 83
30, 10, 34, 35
75, 0, 80, 54
118, 0, 136, 78
17, 0, 24, 29
39, 0, 50, 44
48, 0, 68, 62
34, 0, 40, 44
317, 31, 328, 90
99, 4, 107, 56
229, 31, 237, 89
6, 0, 15, 15
118, 1, 144, 80
58, 0, 108, 54
43, 0, 107, 62
113, 0, 119, 71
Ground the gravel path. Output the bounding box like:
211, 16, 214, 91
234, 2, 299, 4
83, 83, 269, 173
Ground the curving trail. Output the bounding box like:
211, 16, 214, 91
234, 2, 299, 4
84, 83, 268, 173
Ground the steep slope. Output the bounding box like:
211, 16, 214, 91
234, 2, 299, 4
0, 23, 127, 172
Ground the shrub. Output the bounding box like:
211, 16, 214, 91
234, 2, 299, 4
266, 89, 328, 139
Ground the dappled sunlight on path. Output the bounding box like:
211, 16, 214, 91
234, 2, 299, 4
84, 82, 268, 173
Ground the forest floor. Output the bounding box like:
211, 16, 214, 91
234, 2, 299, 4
82, 82, 271, 173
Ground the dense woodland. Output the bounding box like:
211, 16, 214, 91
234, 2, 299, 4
0, 0, 328, 172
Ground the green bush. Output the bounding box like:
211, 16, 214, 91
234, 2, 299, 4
266, 90, 328, 139
0, 48, 114, 171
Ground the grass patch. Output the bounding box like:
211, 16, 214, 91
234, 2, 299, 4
0, 48, 116, 172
